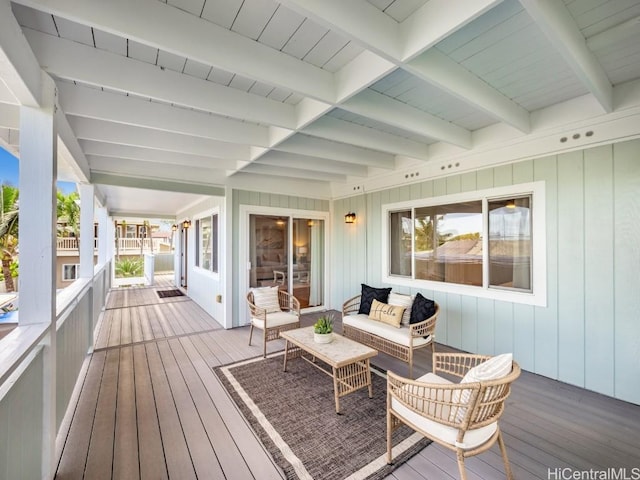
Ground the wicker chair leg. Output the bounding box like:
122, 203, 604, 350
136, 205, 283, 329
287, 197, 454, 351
456, 451, 468, 480
497, 430, 514, 479
263, 330, 267, 358
386, 411, 393, 465
248, 324, 254, 346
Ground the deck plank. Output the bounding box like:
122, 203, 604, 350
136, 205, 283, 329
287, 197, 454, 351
55, 351, 106, 479
132, 343, 168, 480
155, 340, 226, 479
145, 342, 197, 480
112, 347, 139, 480
84, 349, 119, 480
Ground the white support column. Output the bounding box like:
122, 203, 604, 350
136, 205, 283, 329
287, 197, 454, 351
224, 187, 233, 329
97, 205, 108, 266
78, 184, 95, 278
18, 73, 57, 479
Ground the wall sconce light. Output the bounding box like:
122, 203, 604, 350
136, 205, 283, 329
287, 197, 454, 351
182, 219, 192, 229
505, 199, 516, 209
171, 224, 178, 232
344, 212, 356, 224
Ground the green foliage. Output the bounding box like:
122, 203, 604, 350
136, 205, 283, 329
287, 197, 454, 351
0, 260, 19, 281
56, 190, 80, 238
313, 314, 334, 334
115, 258, 144, 278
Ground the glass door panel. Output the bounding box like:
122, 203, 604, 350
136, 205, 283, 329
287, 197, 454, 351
249, 215, 289, 292
293, 218, 324, 308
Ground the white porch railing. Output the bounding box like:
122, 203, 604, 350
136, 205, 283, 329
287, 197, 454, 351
56, 237, 169, 253
0, 261, 111, 478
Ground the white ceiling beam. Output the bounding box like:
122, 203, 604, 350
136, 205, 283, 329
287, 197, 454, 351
58, 82, 270, 147
519, 0, 612, 113
400, 0, 503, 61
93, 173, 225, 196
256, 151, 368, 177
242, 163, 347, 183
89, 156, 229, 186
275, 134, 395, 169
0, 102, 19, 128
280, 0, 400, 59
15, 0, 335, 102
0, 0, 41, 106
69, 117, 250, 160
24, 29, 296, 129
406, 50, 531, 133
56, 106, 90, 182
335, 50, 396, 103
79, 140, 240, 170
342, 89, 472, 149
302, 116, 429, 160
0, 81, 18, 105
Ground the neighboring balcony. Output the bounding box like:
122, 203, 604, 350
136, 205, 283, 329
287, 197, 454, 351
56, 237, 172, 256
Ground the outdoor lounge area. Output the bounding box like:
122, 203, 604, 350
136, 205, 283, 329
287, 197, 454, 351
53, 282, 640, 480
2, 1, 640, 479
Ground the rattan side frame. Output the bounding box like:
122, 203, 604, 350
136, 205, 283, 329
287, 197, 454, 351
386, 352, 521, 480
341, 294, 439, 378
247, 290, 301, 357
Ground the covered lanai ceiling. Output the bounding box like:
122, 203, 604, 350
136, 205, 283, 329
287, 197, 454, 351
1, 0, 640, 216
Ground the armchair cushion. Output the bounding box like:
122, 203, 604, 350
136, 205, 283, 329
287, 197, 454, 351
392, 372, 498, 450
388, 292, 414, 326
368, 299, 405, 328
251, 286, 281, 313
250, 311, 299, 330
358, 284, 392, 315
409, 293, 436, 325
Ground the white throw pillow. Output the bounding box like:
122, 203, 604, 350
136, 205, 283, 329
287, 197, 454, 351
251, 286, 281, 313
453, 353, 513, 423
388, 292, 414, 326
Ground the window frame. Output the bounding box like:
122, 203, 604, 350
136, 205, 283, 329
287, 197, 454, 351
382, 182, 546, 307
62, 263, 79, 282
195, 210, 219, 275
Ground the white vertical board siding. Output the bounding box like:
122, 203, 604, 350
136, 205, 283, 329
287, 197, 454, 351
0, 348, 44, 480
613, 140, 640, 403
534, 155, 560, 379
584, 145, 615, 396
330, 139, 640, 404
557, 150, 586, 387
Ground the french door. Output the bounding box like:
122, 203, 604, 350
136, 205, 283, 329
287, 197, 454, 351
248, 214, 325, 309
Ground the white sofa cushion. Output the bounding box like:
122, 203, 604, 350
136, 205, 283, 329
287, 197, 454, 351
251, 311, 298, 330
343, 314, 431, 347
391, 372, 498, 450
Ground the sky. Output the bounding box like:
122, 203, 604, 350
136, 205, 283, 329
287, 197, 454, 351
0, 146, 77, 194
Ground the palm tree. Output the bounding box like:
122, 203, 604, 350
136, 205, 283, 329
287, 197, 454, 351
0, 184, 19, 292
56, 190, 80, 241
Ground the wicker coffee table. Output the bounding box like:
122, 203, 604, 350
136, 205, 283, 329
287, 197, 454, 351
280, 326, 378, 414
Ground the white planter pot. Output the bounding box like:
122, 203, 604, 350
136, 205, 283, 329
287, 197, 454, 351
314, 332, 333, 344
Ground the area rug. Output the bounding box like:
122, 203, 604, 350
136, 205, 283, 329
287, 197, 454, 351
214, 354, 430, 480
156, 288, 184, 298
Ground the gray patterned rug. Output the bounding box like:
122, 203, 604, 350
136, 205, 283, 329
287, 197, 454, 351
215, 354, 430, 480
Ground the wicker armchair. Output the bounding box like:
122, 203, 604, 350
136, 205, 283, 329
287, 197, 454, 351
247, 289, 300, 357
387, 352, 521, 480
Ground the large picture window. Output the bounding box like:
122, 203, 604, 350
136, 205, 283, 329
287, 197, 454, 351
384, 183, 544, 306
196, 213, 218, 273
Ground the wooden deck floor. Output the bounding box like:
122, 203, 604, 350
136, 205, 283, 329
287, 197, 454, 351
55, 283, 640, 479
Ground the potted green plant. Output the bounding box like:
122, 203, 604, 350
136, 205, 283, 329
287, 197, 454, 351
313, 314, 334, 343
